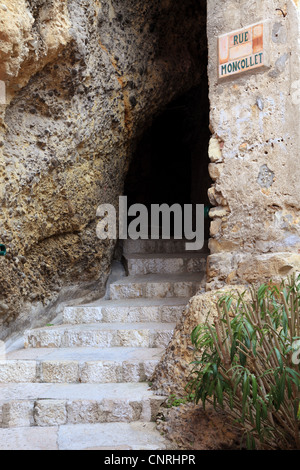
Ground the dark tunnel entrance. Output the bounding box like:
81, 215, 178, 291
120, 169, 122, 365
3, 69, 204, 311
123, 82, 211, 241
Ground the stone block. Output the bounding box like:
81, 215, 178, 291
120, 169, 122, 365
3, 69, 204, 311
208, 136, 223, 162
121, 362, 143, 382
67, 400, 100, 424
63, 306, 103, 324
80, 361, 121, 384
99, 399, 136, 423
34, 400, 67, 426
2, 401, 34, 428
41, 361, 79, 383
0, 361, 37, 383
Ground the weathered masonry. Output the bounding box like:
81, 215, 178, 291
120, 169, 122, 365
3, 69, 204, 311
207, 0, 300, 289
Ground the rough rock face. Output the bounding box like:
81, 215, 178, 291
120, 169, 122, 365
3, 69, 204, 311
156, 402, 242, 450
0, 0, 71, 99
0, 0, 207, 338
152, 285, 248, 397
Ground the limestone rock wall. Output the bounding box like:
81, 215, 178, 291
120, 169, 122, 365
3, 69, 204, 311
0, 0, 207, 338
206, 0, 300, 289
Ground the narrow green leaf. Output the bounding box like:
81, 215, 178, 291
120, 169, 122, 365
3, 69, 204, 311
252, 376, 258, 405
274, 347, 283, 371
216, 379, 223, 407
256, 402, 261, 435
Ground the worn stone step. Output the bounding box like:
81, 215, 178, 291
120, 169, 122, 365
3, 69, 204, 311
63, 297, 188, 324
0, 382, 166, 428
24, 323, 176, 349
2, 347, 163, 384
123, 238, 208, 254
124, 252, 207, 275
109, 273, 204, 300
0, 422, 167, 450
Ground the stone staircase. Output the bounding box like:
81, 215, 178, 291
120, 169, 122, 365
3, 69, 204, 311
0, 239, 207, 450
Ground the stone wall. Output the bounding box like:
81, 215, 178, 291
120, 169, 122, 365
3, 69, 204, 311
206, 0, 300, 290
0, 0, 207, 339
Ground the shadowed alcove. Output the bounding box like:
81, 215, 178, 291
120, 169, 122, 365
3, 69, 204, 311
124, 82, 211, 240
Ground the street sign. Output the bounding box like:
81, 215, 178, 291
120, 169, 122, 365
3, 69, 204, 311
218, 22, 269, 80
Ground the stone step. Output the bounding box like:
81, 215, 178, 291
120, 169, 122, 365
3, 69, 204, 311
109, 273, 204, 300
0, 422, 167, 450
63, 297, 188, 324
24, 323, 176, 349
2, 347, 163, 384
124, 252, 207, 275
123, 238, 209, 254
0, 382, 166, 428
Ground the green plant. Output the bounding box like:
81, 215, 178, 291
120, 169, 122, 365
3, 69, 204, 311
166, 393, 194, 408
187, 275, 300, 450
